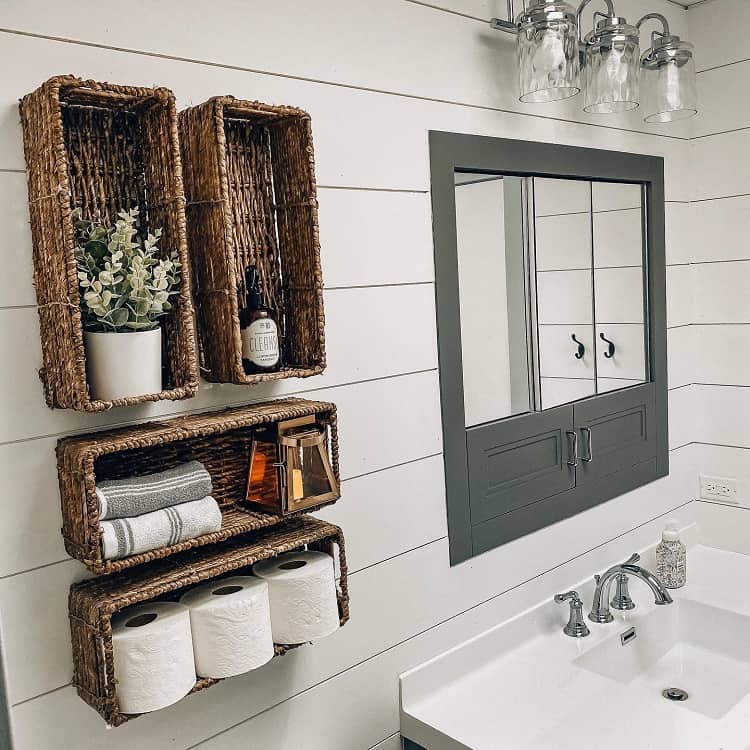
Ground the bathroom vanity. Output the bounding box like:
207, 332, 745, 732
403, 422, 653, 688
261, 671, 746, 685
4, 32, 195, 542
400, 516, 750, 750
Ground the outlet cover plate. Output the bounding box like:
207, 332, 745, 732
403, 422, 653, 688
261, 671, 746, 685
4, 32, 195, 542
699, 474, 738, 503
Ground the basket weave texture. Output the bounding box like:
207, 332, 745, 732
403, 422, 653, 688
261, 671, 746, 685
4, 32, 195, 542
57, 397, 340, 575
179, 96, 326, 384
19, 75, 198, 411
69, 517, 349, 726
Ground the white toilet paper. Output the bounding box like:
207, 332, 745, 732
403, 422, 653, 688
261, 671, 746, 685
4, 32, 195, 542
179, 576, 274, 678
253, 550, 340, 644
111, 601, 196, 714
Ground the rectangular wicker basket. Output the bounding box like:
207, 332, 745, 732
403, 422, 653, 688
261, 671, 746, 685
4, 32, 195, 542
69, 517, 349, 726
57, 397, 340, 575
179, 96, 326, 384
19, 76, 198, 411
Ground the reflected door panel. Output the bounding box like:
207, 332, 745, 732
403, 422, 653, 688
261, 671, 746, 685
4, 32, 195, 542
591, 181, 648, 395
456, 174, 532, 428
533, 177, 595, 411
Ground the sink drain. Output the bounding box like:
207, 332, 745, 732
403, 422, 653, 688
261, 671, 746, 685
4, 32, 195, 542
662, 687, 689, 702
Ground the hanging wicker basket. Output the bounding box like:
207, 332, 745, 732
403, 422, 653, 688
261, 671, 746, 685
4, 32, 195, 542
69, 517, 349, 726
179, 96, 326, 384
20, 75, 198, 411
57, 397, 340, 575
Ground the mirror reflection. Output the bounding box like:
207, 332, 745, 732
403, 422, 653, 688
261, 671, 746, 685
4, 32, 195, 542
455, 173, 647, 428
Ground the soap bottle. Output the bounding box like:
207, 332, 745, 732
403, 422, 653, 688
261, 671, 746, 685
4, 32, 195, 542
655, 520, 686, 589
240, 266, 280, 374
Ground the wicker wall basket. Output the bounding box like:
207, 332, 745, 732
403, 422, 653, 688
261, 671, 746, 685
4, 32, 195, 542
179, 96, 326, 385
69, 517, 349, 726
19, 75, 198, 411
57, 397, 340, 575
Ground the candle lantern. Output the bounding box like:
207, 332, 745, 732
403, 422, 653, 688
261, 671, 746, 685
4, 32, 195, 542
245, 416, 339, 515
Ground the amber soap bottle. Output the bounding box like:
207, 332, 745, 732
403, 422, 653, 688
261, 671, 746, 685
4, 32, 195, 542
240, 266, 280, 373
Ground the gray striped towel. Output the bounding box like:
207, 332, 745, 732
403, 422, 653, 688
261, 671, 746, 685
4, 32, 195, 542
96, 460, 213, 520
100, 496, 222, 560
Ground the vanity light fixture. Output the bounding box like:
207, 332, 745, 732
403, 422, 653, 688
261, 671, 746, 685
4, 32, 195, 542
490, 0, 698, 122
637, 13, 697, 123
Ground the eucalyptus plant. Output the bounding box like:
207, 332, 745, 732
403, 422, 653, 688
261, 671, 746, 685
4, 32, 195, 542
74, 208, 182, 332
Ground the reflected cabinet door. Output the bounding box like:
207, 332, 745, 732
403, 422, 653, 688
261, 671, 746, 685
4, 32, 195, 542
467, 404, 576, 525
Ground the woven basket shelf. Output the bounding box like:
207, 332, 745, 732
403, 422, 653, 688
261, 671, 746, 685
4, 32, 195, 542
57, 397, 340, 575
69, 517, 349, 726
19, 75, 198, 411
179, 96, 326, 385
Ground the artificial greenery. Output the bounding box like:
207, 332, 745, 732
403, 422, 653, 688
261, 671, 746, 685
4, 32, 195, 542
74, 208, 181, 332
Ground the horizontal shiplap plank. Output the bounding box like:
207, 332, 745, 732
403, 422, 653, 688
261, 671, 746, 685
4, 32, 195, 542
692, 261, 750, 322
666, 264, 693, 328
317, 455, 447, 573
0, 371, 443, 704
667, 324, 694, 390
10, 449, 697, 749
693, 325, 750, 386
669, 383, 696, 449
690, 196, 750, 264
0, 283, 437, 444
664, 201, 694, 266
691, 129, 750, 201
696, 384, 750, 448
0, 436, 67, 576
693, 59, 750, 138
318, 189, 434, 289
689, 0, 749, 73
0, 0, 689, 138
0, 170, 33, 308
0, 33, 692, 198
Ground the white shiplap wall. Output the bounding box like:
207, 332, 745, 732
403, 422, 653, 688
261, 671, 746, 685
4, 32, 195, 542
0, 0, 710, 748
687, 0, 750, 510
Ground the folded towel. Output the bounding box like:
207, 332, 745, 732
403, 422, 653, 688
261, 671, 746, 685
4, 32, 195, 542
101, 496, 223, 560
96, 460, 213, 520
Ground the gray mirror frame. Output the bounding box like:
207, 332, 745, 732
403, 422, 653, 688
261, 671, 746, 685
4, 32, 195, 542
429, 131, 668, 565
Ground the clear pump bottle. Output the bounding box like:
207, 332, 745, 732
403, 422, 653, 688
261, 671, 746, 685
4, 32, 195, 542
655, 520, 686, 589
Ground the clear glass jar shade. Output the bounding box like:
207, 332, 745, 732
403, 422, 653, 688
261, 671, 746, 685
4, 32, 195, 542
583, 39, 640, 114
642, 57, 697, 123
517, 20, 580, 103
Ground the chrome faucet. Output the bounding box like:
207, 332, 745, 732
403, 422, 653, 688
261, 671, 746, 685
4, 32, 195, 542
589, 552, 673, 623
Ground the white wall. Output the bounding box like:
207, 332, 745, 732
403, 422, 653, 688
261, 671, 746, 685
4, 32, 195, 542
0, 1, 714, 748
685, 0, 750, 512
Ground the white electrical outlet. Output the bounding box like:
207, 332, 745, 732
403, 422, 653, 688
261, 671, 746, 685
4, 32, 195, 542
699, 474, 738, 503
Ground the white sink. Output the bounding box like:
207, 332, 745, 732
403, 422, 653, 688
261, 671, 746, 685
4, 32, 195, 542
575, 598, 750, 719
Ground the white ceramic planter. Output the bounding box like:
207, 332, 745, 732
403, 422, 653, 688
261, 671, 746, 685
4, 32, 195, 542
84, 328, 163, 401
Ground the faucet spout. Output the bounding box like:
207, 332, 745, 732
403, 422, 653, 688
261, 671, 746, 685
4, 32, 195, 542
621, 562, 673, 605
589, 553, 673, 623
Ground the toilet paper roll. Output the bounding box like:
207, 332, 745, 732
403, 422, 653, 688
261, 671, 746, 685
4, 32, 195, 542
253, 550, 340, 644
111, 601, 196, 714
179, 576, 274, 678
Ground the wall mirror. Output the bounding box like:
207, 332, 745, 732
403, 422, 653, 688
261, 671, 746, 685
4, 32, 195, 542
432, 133, 668, 564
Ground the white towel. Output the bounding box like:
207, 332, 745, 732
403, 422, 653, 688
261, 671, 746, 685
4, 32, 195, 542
101, 496, 222, 560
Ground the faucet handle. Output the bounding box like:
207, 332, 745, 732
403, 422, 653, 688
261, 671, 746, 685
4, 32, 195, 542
554, 590, 581, 605
622, 552, 640, 567
554, 590, 590, 638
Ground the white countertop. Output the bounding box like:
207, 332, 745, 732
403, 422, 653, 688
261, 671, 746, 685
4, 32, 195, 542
400, 544, 750, 750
